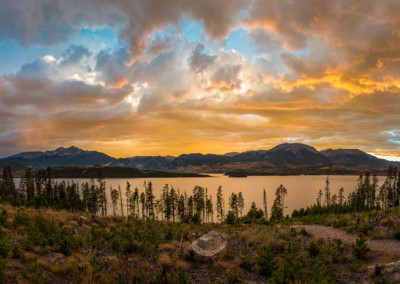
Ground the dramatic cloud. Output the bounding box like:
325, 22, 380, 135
0, 0, 400, 159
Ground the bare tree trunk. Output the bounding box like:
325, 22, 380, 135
118, 185, 124, 218
263, 189, 268, 221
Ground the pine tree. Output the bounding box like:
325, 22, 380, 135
170, 187, 177, 222
324, 176, 330, 207
110, 187, 119, 216
270, 185, 287, 221
0, 166, 16, 197
145, 181, 155, 220
97, 171, 107, 216
45, 167, 53, 204
331, 194, 337, 206
134, 187, 140, 218
317, 189, 323, 207
193, 186, 205, 221
21, 167, 35, 203
238, 192, 244, 217
229, 193, 239, 218
125, 181, 131, 217
177, 194, 186, 222
140, 192, 146, 219
216, 186, 225, 222
206, 194, 213, 223
118, 185, 124, 218
162, 184, 171, 221
263, 189, 268, 220
338, 187, 344, 206
372, 174, 378, 208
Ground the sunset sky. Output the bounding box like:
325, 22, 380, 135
0, 0, 400, 160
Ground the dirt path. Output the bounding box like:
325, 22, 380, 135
292, 224, 400, 255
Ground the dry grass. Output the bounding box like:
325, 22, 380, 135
214, 259, 237, 270
176, 260, 190, 271
47, 253, 80, 274
159, 243, 174, 251
158, 253, 173, 267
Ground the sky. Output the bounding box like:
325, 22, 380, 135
0, 0, 400, 160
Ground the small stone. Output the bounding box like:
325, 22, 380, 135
78, 216, 87, 226
48, 252, 65, 264
367, 265, 376, 276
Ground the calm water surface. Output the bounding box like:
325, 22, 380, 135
15, 174, 385, 217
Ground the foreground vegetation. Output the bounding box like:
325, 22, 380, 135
1, 203, 398, 283
0, 166, 399, 282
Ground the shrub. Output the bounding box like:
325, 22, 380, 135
352, 233, 370, 260
257, 245, 277, 277
0, 257, 5, 280
164, 226, 174, 242
0, 230, 9, 258
58, 235, 79, 256
22, 257, 48, 284
123, 240, 139, 254
111, 237, 123, 251
239, 243, 254, 271
332, 217, 349, 228
246, 202, 264, 219
185, 249, 198, 262
0, 208, 8, 227
394, 230, 400, 240
307, 259, 335, 283
190, 213, 202, 225
169, 269, 189, 284
358, 223, 372, 235
227, 270, 244, 284
307, 241, 320, 257
13, 209, 30, 227
299, 228, 309, 236
226, 211, 236, 225
12, 244, 26, 261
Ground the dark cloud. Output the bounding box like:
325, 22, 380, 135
247, 28, 282, 54
188, 44, 216, 73
211, 64, 242, 91
0, 0, 76, 46
18, 58, 50, 79
61, 44, 91, 65
0, 76, 130, 111
0, 0, 246, 60
95, 48, 130, 87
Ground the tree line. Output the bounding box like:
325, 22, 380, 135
292, 166, 400, 217
0, 166, 292, 223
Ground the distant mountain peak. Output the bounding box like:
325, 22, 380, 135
224, 152, 240, 157
269, 143, 319, 154
3, 145, 114, 167
43, 146, 85, 157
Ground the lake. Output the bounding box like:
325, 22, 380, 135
15, 174, 386, 218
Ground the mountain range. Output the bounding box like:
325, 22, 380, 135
1, 143, 399, 173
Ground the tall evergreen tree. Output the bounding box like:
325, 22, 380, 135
216, 186, 225, 222
110, 187, 119, 216
324, 176, 331, 207
145, 181, 155, 220
238, 192, 244, 217
263, 189, 268, 221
